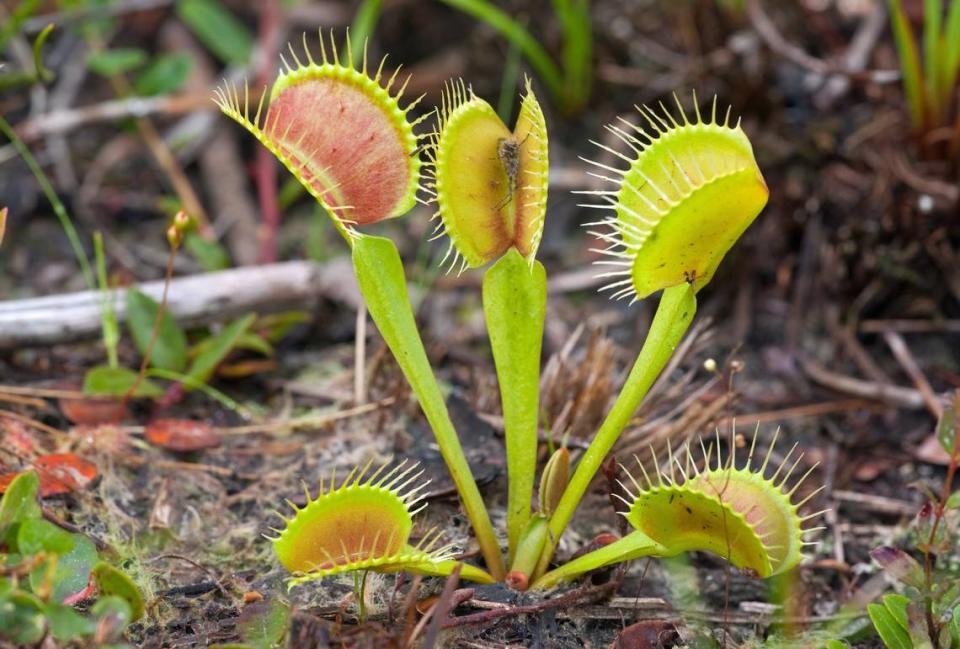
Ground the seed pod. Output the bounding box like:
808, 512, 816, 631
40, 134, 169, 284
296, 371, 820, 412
215, 31, 424, 234
426, 77, 549, 272
583, 94, 768, 301
269, 459, 494, 586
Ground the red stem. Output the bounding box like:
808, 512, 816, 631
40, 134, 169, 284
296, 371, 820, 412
922, 393, 960, 648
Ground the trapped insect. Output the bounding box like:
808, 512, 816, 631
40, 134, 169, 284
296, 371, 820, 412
495, 134, 527, 209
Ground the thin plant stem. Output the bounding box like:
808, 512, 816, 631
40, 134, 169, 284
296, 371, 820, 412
146, 368, 253, 419
921, 396, 959, 647
0, 114, 94, 289
94, 232, 119, 368
532, 283, 697, 580
121, 243, 178, 409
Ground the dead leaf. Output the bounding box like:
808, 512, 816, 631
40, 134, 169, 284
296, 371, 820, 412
145, 418, 220, 452
0, 453, 98, 496
612, 620, 678, 649
59, 396, 127, 425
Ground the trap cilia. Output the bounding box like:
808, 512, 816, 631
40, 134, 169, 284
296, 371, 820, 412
216, 31, 823, 592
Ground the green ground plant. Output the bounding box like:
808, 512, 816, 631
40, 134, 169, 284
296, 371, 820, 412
888, 0, 960, 139
218, 31, 825, 597
0, 472, 144, 646
868, 397, 960, 649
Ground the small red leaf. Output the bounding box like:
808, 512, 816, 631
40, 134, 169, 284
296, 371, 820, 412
145, 419, 220, 452
34, 453, 98, 494
0, 453, 98, 496
59, 396, 127, 425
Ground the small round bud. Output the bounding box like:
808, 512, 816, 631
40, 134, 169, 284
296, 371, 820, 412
703, 358, 718, 373
730, 359, 744, 372
166, 225, 181, 249
173, 209, 192, 232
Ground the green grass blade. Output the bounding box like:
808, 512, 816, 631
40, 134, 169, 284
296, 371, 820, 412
348, 0, 382, 60
889, 0, 928, 129
437, 0, 564, 105
943, 0, 960, 104
923, 0, 943, 123
552, 0, 592, 112
496, 28, 523, 121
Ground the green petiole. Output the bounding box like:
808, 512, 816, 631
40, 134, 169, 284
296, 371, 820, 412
532, 283, 697, 580
482, 248, 547, 562
352, 235, 506, 579
533, 529, 666, 590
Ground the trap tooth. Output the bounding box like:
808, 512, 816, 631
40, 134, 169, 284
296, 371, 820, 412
215, 30, 421, 235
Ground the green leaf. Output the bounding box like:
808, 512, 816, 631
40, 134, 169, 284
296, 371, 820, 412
49, 534, 98, 603
126, 288, 188, 372
83, 366, 165, 398
233, 332, 273, 356
255, 311, 309, 343
184, 232, 231, 271
17, 518, 75, 555
0, 590, 46, 645
18, 520, 97, 602
93, 563, 144, 621
882, 593, 911, 631
44, 602, 96, 640
936, 405, 956, 455
87, 48, 147, 76
176, 0, 254, 65
186, 314, 256, 384
868, 599, 912, 649
237, 599, 289, 649
824, 641, 849, 649
134, 53, 192, 96
90, 595, 133, 639
0, 471, 41, 536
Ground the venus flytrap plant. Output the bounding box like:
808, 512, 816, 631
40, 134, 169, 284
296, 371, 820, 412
220, 32, 821, 604
217, 31, 504, 579
425, 78, 549, 562
531, 95, 770, 581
